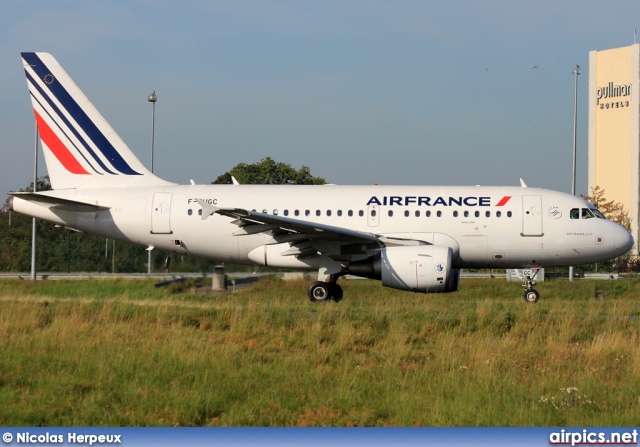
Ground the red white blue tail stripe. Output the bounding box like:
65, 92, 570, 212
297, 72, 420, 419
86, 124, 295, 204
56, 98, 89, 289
21, 52, 166, 189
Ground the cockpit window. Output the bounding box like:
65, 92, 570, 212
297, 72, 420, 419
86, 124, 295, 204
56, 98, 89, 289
581, 208, 595, 219
570, 208, 579, 219
571, 208, 599, 219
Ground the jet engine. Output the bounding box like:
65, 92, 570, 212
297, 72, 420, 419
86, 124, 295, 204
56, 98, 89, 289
349, 245, 459, 293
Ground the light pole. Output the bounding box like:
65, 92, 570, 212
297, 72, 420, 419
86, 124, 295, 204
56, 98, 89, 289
148, 91, 157, 275
569, 64, 581, 282
149, 91, 157, 172
31, 122, 38, 281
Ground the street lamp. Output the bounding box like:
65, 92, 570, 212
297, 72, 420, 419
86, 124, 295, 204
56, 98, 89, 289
569, 64, 581, 282
571, 65, 581, 197
148, 91, 157, 173
148, 91, 157, 275
31, 123, 38, 281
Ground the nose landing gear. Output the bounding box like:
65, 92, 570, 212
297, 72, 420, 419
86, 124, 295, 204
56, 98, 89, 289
522, 269, 540, 303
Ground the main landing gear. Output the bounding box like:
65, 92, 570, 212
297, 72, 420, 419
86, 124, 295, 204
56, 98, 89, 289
307, 274, 344, 303
522, 269, 540, 303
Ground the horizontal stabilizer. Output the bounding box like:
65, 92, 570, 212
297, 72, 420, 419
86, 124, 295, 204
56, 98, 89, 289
10, 192, 110, 212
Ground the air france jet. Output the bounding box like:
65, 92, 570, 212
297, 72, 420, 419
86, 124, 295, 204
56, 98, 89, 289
8, 53, 634, 303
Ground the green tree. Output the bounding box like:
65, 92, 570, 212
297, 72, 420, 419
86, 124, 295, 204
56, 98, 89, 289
212, 157, 326, 185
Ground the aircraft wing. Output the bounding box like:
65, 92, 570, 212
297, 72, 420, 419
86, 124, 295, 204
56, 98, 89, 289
214, 206, 379, 242
196, 200, 424, 258
9, 192, 110, 212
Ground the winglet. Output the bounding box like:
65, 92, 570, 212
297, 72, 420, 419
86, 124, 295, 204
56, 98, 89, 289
195, 199, 219, 220
519, 178, 527, 188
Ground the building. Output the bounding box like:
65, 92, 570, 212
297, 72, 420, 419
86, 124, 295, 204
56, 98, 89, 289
588, 43, 640, 255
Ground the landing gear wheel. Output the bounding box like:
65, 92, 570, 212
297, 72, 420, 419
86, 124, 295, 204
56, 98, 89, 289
308, 281, 331, 302
329, 283, 343, 303
521, 271, 541, 303
523, 289, 540, 303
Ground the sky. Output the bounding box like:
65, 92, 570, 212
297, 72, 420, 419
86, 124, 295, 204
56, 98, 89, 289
1, 0, 639, 199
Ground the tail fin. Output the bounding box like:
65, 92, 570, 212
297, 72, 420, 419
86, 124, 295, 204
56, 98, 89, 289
21, 52, 173, 190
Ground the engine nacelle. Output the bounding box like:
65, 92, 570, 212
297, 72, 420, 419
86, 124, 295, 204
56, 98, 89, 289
349, 245, 458, 293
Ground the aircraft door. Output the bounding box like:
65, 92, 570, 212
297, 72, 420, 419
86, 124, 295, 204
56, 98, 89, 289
151, 192, 173, 234
367, 205, 380, 227
522, 195, 543, 236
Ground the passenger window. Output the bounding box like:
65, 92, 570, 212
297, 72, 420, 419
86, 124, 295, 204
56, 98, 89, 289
371, 210, 377, 217
262, 209, 267, 214
570, 208, 579, 219
295, 210, 300, 216
507, 211, 512, 218
464, 211, 469, 218
474, 211, 480, 218
284, 210, 289, 216
426, 210, 431, 217
415, 210, 420, 217
198, 209, 203, 216
327, 210, 331, 216
273, 209, 278, 215
316, 210, 321, 216
359, 210, 364, 217
453, 211, 458, 217
388, 210, 393, 217
305, 210, 310, 216
496, 211, 501, 218
188, 209, 193, 216
337, 210, 342, 216
404, 210, 410, 217
486, 211, 490, 217
437, 210, 442, 217
348, 210, 353, 217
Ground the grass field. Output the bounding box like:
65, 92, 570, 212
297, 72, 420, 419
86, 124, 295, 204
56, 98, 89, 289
0, 276, 639, 426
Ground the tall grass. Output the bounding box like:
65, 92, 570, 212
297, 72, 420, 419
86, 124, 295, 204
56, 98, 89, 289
0, 277, 639, 426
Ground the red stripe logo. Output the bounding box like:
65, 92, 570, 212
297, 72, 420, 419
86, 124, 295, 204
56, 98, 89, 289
34, 110, 89, 175
496, 196, 512, 206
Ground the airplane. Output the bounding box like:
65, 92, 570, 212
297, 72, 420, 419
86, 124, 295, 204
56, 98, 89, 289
8, 52, 634, 303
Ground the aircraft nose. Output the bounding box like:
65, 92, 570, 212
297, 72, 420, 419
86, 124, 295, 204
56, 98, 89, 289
615, 225, 634, 254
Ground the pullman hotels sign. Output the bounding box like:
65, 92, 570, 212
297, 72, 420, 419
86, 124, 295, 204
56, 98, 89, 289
596, 82, 632, 110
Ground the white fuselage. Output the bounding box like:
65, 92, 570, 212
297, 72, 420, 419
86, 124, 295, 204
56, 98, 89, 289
12, 184, 633, 270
